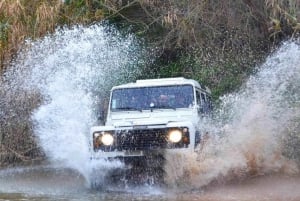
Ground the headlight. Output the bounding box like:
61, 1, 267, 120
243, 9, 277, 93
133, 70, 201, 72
101, 133, 114, 146
168, 129, 183, 143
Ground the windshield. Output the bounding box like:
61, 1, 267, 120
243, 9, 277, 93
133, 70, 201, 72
110, 84, 194, 111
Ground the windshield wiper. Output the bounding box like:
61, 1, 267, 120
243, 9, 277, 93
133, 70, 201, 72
150, 105, 176, 111
115, 107, 142, 112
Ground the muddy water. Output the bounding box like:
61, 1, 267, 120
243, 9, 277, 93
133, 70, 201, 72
0, 165, 299, 201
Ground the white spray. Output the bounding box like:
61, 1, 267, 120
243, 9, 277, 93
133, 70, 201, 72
165, 41, 300, 188
3, 23, 147, 185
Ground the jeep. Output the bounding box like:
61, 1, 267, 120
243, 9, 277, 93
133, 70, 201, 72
90, 77, 211, 182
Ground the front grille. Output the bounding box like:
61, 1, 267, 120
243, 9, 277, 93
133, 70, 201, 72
95, 127, 190, 152
116, 128, 168, 151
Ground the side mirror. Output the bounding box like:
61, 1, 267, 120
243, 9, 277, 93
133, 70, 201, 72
97, 110, 105, 125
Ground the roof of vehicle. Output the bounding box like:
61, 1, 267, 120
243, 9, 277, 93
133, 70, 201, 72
111, 77, 211, 93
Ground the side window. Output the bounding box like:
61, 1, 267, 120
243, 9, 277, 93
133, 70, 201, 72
207, 95, 213, 111
196, 90, 201, 107
196, 90, 207, 113
201, 93, 207, 113
200, 93, 206, 105
194, 89, 212, 114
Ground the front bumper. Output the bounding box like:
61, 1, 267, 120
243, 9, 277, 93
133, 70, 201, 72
90, 121, 197, 158
93, 126, 190, 152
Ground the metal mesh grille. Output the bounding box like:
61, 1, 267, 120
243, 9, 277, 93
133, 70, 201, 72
116, 128, 168, 151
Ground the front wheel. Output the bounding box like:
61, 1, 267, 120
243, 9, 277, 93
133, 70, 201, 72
103, 154, 165, 186
121, 153, 165, 186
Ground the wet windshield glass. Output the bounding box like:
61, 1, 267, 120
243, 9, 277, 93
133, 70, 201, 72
110, 85, 194, 111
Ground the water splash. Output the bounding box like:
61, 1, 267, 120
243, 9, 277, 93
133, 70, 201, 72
165, 41, 300, 188
1, 23, 148, 185
2, 22, 300, 191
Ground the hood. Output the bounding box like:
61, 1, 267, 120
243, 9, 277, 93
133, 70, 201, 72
107, 109, 195, 127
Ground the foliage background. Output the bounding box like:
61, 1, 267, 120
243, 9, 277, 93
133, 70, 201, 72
1, 0, 300, 165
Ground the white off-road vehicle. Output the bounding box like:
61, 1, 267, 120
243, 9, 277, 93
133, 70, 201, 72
90, 77, 211, 183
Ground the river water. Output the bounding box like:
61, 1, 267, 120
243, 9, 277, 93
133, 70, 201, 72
1, 23, 300, 200
0, 164, 300, 201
